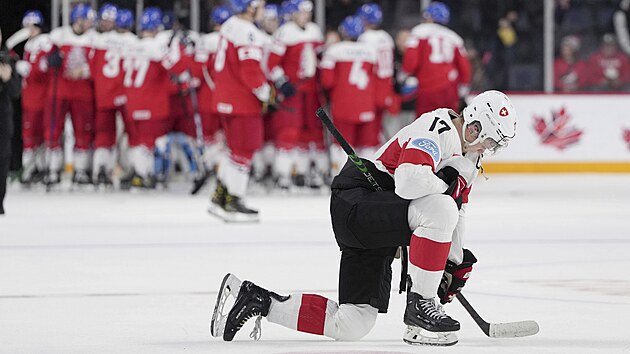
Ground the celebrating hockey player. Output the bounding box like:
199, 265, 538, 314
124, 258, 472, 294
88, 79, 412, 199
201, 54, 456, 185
266, 0, 325, 189
207, 0, 272, 222
192, 5, 232, 183
17, 10, 52, 186
400, 1, 471, 117
211, 90, 517, 346
356, 3, 396, 150
320, 16, 379, 175
120, 7, 189, 189
44, 3, 96, 187
89, 4, 134, 187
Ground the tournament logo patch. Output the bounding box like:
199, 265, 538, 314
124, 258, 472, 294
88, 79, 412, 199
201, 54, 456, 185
411, 138, 440, 163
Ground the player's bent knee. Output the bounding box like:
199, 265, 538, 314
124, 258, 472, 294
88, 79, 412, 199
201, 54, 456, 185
332, 304, 378, 341
408, 194, 459, 238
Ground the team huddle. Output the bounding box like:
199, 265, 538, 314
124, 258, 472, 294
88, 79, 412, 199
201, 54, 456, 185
16, 0, 471, 221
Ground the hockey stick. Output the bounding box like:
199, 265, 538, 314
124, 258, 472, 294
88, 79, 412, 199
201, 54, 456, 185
315, 107, 382, 191
456, 293, 539, 338
315, 107, 539, 339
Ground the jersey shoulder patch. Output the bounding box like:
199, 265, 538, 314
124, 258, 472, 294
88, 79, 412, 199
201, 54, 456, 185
409, 137, 441, 163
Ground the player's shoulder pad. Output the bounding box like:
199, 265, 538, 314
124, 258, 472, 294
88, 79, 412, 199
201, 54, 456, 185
324, 41, 377, 63
220, 16, 265, 47
27, 33, 53, 53
358, 29, 394, 48
411, 23, 464, 46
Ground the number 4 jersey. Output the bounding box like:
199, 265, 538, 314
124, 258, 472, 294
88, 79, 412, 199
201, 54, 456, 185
320, 41, 378, 123
372, 108, 478, 202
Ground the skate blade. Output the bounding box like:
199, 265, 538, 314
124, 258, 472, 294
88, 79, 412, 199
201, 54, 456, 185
403, 326, 458, 346
210, 273, 243, 337
207, 204, 260, 223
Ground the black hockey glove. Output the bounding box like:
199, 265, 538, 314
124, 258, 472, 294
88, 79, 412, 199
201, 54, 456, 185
48, 49, 63, 69
436, 166, 466, 209
274, 77, 296, 99
438, 249, 477, 304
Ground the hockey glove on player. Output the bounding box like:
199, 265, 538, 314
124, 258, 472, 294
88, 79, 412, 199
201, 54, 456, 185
274, 76, 297, 99
438, 248, 477, 304
436, 166, 467, 209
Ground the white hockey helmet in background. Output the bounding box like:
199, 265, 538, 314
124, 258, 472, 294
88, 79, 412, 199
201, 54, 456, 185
462, 90, 517, 155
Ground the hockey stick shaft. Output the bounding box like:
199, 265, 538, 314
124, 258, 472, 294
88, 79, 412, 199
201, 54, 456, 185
315, 107, 382, 191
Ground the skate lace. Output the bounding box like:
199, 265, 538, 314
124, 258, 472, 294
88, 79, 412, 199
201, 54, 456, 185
249, 315, 263, 340
420, 298, 448, 320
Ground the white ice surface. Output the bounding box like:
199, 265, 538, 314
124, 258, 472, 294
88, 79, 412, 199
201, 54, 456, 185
1, 175, 630, 354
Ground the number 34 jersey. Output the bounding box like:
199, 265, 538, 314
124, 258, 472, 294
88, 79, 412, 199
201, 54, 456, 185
372, 108, 478, 202
90, 31, 137, 110
320, 41, 378, 123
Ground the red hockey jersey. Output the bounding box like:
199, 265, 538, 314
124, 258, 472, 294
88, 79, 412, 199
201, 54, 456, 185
122, 31, 187, 120
402, 23, 471, 92
21, 33, 52, 111
267, 21, 324, 93
48, 26, 96, 102
320, 41, 378, 123
90, 31, 136, 109
210, 16, 271, 116
193, 31, 220, 114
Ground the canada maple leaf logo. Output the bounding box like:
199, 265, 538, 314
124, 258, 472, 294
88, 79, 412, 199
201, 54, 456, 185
532, 107, 583, 150
623, 129, 630, 150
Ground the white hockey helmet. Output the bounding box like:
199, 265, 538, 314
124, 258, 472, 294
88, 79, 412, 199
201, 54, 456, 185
462, 90, 517, 155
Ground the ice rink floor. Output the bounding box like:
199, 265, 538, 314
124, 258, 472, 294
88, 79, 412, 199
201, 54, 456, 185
1, 174, 630, 354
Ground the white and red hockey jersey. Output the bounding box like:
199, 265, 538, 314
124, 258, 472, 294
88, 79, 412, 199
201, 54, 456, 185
402, 23, 471, 92
210, 16, 270, 116
21, 33, 53, 111
267, 21, 324, 93
193, 31, 220, 114
320, 41, 378, 123
372, 108, 478, 202
122, 31, 188, 120
90, 30, 136, 110
48, 26, 96, 101
358, 28, 395, 108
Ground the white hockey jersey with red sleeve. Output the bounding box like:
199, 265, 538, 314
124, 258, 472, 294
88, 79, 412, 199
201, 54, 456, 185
358, 28, 395, 108
402, 23, 471, 92
372, 108, 478, 201
267, 21, 324, 93
210, 16, 271, 116
48, 26, 96, 102
320, 41, 378, 123
122, 31, 188, 121
90, 31, 136, 110
21, 33, 53, 111
193, 31, 220, 114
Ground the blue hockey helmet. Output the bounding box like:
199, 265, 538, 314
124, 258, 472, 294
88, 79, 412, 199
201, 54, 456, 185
211, 5, 232, 25
162, 10, 175, 30
140, 7, 163, 31
423, 1, 450, 25
98, 3, 118, 22
339, 15, 364, 40
283, 0, 312, 16
263, 4, 279, 19
229, 0, 262, 14
356, 3, 383, 26
116, 8, 134, 29
22, 10, 44, 27
70, 3, 95, 24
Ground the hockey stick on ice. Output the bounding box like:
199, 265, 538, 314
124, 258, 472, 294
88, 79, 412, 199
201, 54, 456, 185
315, 107, 540, 338
456, 293, 539, 338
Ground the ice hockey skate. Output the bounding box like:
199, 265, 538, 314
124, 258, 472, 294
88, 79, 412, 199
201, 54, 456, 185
211, 273, 288, 341
207, 180, 259, 223
402, 292, 459, 346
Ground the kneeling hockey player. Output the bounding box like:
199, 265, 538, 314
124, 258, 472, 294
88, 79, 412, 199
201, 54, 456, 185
211, 90, 517, 346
